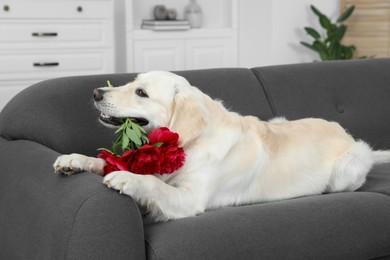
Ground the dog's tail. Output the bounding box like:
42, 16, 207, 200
373, 150, 390, 164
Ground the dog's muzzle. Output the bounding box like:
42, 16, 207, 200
93, 88, 149, 127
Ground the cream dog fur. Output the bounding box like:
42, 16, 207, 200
54, 71, 390, 221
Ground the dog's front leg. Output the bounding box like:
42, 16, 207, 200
54, 153, 106, 176
103, 171, 202, 221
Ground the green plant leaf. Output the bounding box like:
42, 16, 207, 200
319, 14, 332, 30
313, 40, 329, 60
304, 27, 321, 39
107, 80, 113, 88
300, 41, 318, 52
153, 142, 164, 148
310, 5, 323, 17
334, 25, 347, 42
126, 127, 142, 147
313, 40, 327, 52
121, 134, 130, 151
115, 123, 126, 134
344, 45, 356, 59
329, 42, 341, 60
132, 124, 141, 138
337, 5, 355, 23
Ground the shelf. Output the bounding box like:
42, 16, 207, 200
126, 0, 237, 31
130, 27, 237, 40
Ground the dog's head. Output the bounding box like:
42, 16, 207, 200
94, 71, 206, 146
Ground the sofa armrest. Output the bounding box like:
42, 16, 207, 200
0, 137, 146, 260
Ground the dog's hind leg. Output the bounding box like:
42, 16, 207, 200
326, 141, 374, 193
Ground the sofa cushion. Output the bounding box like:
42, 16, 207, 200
144, 192, 390, 260
252, 58, 390, 150
359, 163, 390, 196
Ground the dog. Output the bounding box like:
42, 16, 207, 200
54, 71, 390, 221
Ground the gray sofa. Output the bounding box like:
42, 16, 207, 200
1, 58, 390, 259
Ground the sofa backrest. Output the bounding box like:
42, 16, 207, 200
0, 68, 273, 156
1, 59, 389, 155
252, 58, 390, 150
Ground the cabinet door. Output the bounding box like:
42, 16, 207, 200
0, 50, 114, 82
185, 38, 237, 70
133, 40, 184, 72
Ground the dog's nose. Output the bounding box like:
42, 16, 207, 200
93, 88, 104, 102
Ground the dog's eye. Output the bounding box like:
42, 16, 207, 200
135, 88, 149, 98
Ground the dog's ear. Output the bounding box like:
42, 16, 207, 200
169, 92, 206, 147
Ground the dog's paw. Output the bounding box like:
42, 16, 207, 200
103, 171, 139, 196
53, 154, 106, 176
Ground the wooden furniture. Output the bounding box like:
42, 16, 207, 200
0, 0, 114, 111
125, 0, 238, 72
340, 0, 390, 58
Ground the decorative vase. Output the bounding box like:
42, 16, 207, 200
154, 5, 168, 20
184, 0, 202, 28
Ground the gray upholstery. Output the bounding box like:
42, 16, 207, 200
252, 59, 390, 150
1, 58, 390, 259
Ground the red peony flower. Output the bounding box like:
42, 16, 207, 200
160, 146, 185, 173
148, 127, 179, 147
123, 145, 162, 174
98, 127, 185, 176
98, 150, 121, 173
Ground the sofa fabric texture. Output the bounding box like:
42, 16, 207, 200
1, 58, 390, 259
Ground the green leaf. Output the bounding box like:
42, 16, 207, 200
126, 127, 142, 146
97, 147, 115, 154
313, 40, 328, 53
330, 42, 342, 60
138, 125, 148, 135
132, 124, 141, 138
344, 45, 355, 59
334, 25, 347, 42
304, 27, 321, 39
310, 5, 323, 17
112, 141, 121, 155
300, 41, 318, 52
122, 134, 130, 151
141, 135, 149, 144
107, 80, 113, 88
153, 142, 164, 148
337, 5, 355, 23
115, 123, 126, 134
313, 40, 329, 60
319, 14, 332, 30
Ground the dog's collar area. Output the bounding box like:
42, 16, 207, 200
99, 113, 149, 126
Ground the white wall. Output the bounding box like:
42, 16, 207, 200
238, 0, 339, 68
114, 0, 127, 73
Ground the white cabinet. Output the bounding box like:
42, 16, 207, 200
133, 37, 236, 71
185, 38, 236, 70
0, 0, 115, 111
133, 40, 184, 71
126, 0, 238, 72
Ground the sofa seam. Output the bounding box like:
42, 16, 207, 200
63, 189, 108, 260
145, 238, 158, 260
251, 69, 277, 117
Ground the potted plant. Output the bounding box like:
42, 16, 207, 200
301, 5, 355, 60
